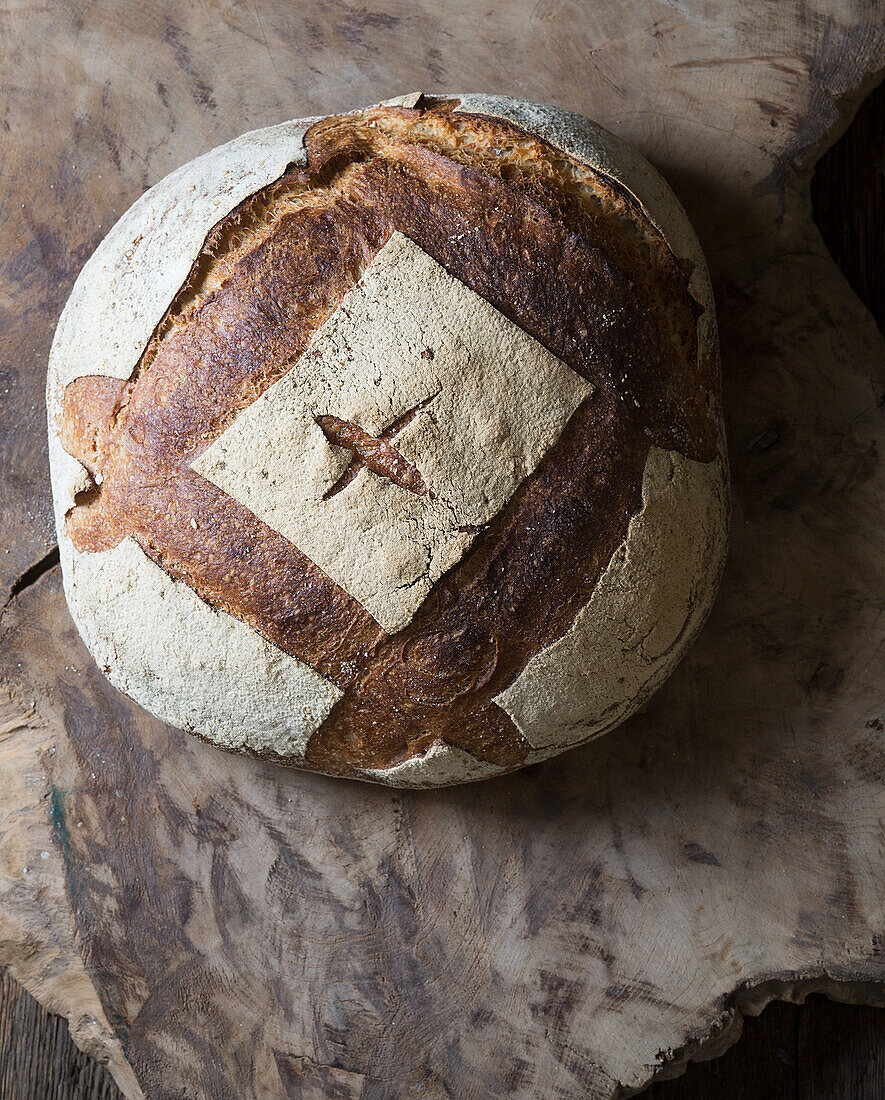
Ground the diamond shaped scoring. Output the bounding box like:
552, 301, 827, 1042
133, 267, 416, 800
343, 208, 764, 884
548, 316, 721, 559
192, 232, 593, 633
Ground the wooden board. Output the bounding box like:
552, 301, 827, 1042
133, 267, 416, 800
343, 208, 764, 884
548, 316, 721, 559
6, 975, 885, 1100
1, 2, 884, 1096
5, 80, 885, 1100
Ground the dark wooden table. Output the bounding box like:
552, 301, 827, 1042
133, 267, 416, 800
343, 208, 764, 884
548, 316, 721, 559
1, 45, 883, 1100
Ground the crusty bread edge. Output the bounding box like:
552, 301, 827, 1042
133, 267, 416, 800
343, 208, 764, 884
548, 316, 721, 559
46, 117, 348, 767
451, 94, 728, 777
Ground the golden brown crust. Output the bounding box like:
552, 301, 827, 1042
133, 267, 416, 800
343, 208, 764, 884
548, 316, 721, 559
58, 103, 716, 773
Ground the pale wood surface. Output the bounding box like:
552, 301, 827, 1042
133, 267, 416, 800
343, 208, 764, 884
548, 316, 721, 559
5, 966, 885, 1100
0, 2, 884, 1097
3, 62, 884, 1100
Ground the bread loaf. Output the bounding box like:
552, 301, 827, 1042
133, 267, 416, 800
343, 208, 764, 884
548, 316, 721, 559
47, 93, 729, 787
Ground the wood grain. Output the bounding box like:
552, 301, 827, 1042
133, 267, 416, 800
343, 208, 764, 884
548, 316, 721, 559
0, 970, 118, 1100
0, 2, 884, 1098
650, 995, 885, 1099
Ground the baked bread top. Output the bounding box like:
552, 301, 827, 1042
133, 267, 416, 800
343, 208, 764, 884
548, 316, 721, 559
48, 93, 728, 787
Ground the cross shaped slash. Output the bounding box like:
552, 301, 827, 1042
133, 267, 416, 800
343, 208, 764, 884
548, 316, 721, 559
315, 391, 439, 501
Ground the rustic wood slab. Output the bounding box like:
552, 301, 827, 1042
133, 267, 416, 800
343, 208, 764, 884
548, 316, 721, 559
1, 2, 883, 1096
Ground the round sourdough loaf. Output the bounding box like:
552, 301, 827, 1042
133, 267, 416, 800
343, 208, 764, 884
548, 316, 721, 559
47, 93, 729, 788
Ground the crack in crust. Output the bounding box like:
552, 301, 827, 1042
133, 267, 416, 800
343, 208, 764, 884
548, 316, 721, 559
316, 392, 438, 500
57, 102, 717, 773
